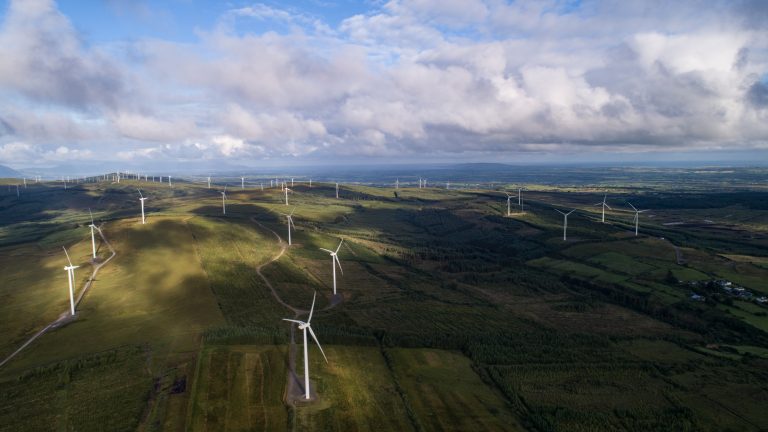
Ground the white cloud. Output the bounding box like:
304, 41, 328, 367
0, 0, 766, 165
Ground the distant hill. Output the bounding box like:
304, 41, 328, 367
0, 164, 21, 178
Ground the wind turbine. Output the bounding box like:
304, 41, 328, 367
282, 292, 327, 400
63, 247, 79, 316
555, 209, 576, 241
519, 187, 525, 212
504, 192, 513, 216
282, 207, 297, 245
168, 176, 172, 188
88, 209, 98, 259
291, 178, 294, 187
285, 186, 292, 205
395, 178, 399, 189
595, 194, 612, 223
319, 239, 344, 295
627, 202, 648, 236
335, 183, 339, 199
138, 189, 147, 224
207, 176, 211, 189
309, 179, 312, 188
220, 185, 228, 215
241, 177, 245, 189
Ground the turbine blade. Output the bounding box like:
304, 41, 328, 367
307, 326, 328, 363
335, 255, 343, 275
308, 291, 316, 322
566, 209, 576, 215
89, 208, 94, 224
290, 206, 296, 216
605, 204, 612, 210
627, 202, 637, 211
283, 318, 305, 325
63, 247, 73, 266
335, 238, 344, 253
137, 188, 143, 198
555, 209, 565, 215
319, 248, 333, 254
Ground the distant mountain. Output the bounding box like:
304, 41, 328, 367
0, 164, 22, 178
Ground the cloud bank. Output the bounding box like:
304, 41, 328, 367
0, 0, 766, 165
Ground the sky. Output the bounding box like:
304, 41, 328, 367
0, 0, 767, 169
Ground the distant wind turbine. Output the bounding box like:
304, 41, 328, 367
555, 209, 576, 241
319, 239, 344, 295
63, 247, 79, 316
335, 183, 339, 199
282, 292, 327, 400
282, 207, 297, 245
88, 208, 98, 259
221, 185, 228, 215
168, 176, 172, 188
138, 189, 147, 224
241, 177, 245, 189
207, 176, 211, 189
504, 192, 513, 216
627, 202, 648, 236
285, 186, 292, 205
595, 194, 612, 223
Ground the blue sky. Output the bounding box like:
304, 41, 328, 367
0, 0, 766, 168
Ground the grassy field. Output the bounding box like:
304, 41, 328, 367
188, 345, 289, 431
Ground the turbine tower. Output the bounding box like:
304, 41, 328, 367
335, 183, 339, 199
504, 193, 513, 216
207, 176, 211, 189
168, 176, 172, 188
138, 189, 147, 224
63, 247, 79, 316
282, 207, 297, 245
319, 239, 344, 295
220, 185, 228, 215
595, 194, 612, 223
285, 187, 292, 205
88, 209, 98, 259
241, 177, 245, 189
282, 292, 327, 400
555, 209, 576, 241
627, 202, 648, 236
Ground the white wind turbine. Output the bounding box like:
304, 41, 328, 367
241, 177, 245, 189
555, 209, 576, 241
220, 185, 228, 215
207, 176, 211, 189
283, 292, 327, 400
138, 189, 147, 224
504, 192, 513, 216
284, 186, 292, 205
627, 202, 648, 236
320, 239, 344, 295
335, 182, 339, 199
395, 178, 399, 189
595, 194, 612, 223
63, 247, 79, 316
88, 208, 98, 259
282, 207, 297, 245
168, 176, 173, 188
